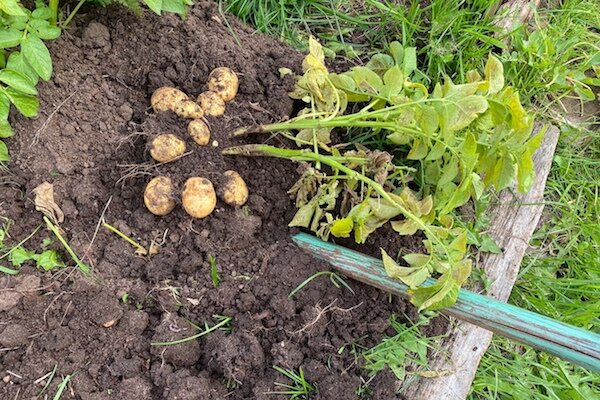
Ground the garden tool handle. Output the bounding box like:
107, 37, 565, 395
292, 232, 600, 373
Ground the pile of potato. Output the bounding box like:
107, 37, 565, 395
142, 67, 248, 219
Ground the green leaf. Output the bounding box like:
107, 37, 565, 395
33, 250, 64, 271
347, 66, 383, 95
409, 273, 460, 311
391, 219, 419, 235
0, 69, 37, 95
6, 52, 39, 84
34, 25, 62, 41
9, 246, 36, 266
0, 0, 26, 16
366, 53, 394, 76
491, 154, 516, 190
438, 157, 459, 186
0, 140, 8, 161
161, 0, 189, 16
403, 47, 417, 76
21, 34, 53, 81
447, 95, 489, 132
2, 87, 39, 117
0, 121, 13, 138
418, 105, 439, 135
32, 6, 53, 20
389, 41, 404, 66
0, 92, 10, 121
484, 55, 504, 94
0, 28, 23, 49
382, 65, 404, 96
0, 265, 20, 275
144, 0, 163, 14
479, 235, 502, 254
330, 217, 353, 238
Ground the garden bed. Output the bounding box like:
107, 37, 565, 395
0, 1, 560, 399
0, 3, 447, 399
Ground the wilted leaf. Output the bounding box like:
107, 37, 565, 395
288, 203, 315, 228
33, 182, 65, 224
391, 219, 419, 235
382, 250, 430, 288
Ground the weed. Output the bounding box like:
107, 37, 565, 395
52, 374, 71, 400
209, 254, 220, 288
289, 270, 354, 297
0, 223, 64, 274
268, 365, 317, 399
151, 315, 233, 346
103, 222, 148, 255
363, 314, 449, 385
44, 216, 91, 274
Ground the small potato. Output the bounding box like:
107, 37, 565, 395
174, 100, 204, 119
197, 91, 225, 117
149, 133, 186, 163
188, 119, 210, 146
151, 87, 188, 112
220, 170, 248, 206
144, 176, 176, 216
207, 67, 239, 102
182, 177, 217, 218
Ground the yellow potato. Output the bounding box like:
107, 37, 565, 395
197, 91, 225, 117
144, 176, 176, 216
182, 177, 217, 218
149, 133, 186, 163
207, 67, 239, 102
174, 100, 204, 119
187, 119, 210, 146
151, 87, 188, 112
220, 170, 248, 206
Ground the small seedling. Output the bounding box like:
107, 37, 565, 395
0, 223, 62, 273
52, 374, 71, 400
44, 216, 91, 274
36, 364, 57, 397
268, 366, 317, 399
151, 315, 233, 346
209, 254, 220, 288
288, 270, 354, 298
120, 292, 129, 303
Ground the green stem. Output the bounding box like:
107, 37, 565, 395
62, 0, 87, 28
151, 316, 233, 346
44, 216, 91, 274
223, 144, 451, 257
49, 0, 59, 26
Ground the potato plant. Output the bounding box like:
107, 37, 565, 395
0, 0, 192, 161
225, 38, 542, 311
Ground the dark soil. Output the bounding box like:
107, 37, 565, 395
0, 2, 446, 399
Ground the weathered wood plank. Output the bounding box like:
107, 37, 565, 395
404, 123, 560, 399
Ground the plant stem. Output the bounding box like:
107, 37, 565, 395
151, 316, 233, 346
62, 0, 87, 28
44, 216, 91, 274
223, 144, 450, 256
102, 223, 147, 255
49, 0, 59, 26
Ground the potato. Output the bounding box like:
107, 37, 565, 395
149, 133, 186, 163
151, 87, 188, 112
182, 177, 217, 218
220, 170, 248, 206
173, 100, 204, 119
144, 176, 176, 216
207, 67, 239, 102
188, 119, 210, 146
197, 91, 226, 117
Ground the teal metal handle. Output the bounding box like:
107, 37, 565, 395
292, 232, 600, 373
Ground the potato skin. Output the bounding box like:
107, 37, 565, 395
174, 100, 204, 119
151, 87, 188, 112
197, 91, 226, 117
188, 119, 210, 146
150, 133, 186, 163
220, 170, 248, 206
182, 177, 217, 218
144, 176, 176, 216
207, 67, 239, 102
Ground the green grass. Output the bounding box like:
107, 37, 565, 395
224, 0, 600, 397
269, 366, 316, 399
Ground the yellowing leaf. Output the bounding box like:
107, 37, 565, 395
484, 55, 504, 94
517, 148, 535, 192
403, 253, 430, 268
382, 250, 430, 288
407, 138, 428, 160
288, 203, 315, 228
391, 219, 419, 235
409, 273, 460, 311
330, 217, 354, 238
